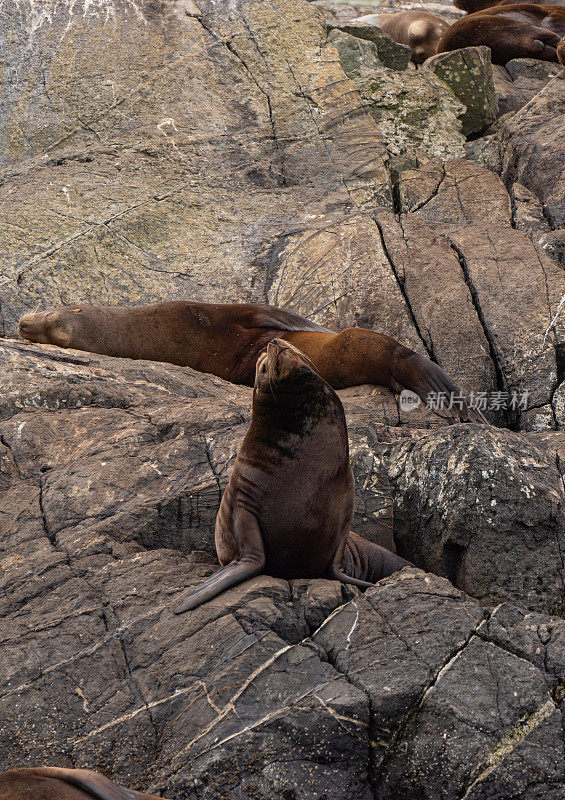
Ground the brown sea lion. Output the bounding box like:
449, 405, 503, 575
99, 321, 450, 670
17, 301, 483, 423
174, 340, 410, 613
357, 11, 450, 63
558, 34, 565, 60
0, 767, 167, 800
471, 3, 565, 34
436, 9, 561, 62
454, 0, 564, 15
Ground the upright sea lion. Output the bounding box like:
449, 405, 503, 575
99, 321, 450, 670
436, 9, 561, 62
174, 340, 410, 613
18, 301, 483, 422
357, 11, 450, 63
0, 767, 168, 800
454, 0, 564, 15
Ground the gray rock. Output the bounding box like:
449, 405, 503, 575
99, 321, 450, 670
538, 229, 565, 267
491, 60, 562, 116
0, 338, 564, 797
389, 424, 565, 617
328, 18, 412, 70
329, 30, 466, 160
511, 181, 552, 239
395, 157, 564, 422
313, 572, 564, 800
499, 76, 565, 229
424, 46, 499, 135
310, 1, 379, 27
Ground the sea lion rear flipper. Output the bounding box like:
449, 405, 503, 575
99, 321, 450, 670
326, 566, 375, 590
332, 532, 412, 587
391, 351, 488, 424
173, 558, 264, 614
26, 768, 139, 800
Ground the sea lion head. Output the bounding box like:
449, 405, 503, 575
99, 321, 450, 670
407, 19, 442, 63
18, 306, 85, 348
252, 338, 343, 439
254, 339, 318, 395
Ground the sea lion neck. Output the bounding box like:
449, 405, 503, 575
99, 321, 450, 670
251, 372, 343, 440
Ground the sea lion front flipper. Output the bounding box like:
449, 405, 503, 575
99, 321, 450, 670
247, 304, 333, 334
173, 558, 264, 614
175, 507, 266, 614
390, 350, 488, 424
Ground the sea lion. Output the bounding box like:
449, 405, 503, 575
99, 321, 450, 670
0, 767, 167, 800
454, 0, 564, 15
357, 11, 450, 63
17, 301, 483, 423
558, 33, 565, 60
174, 340, 410, 613
470, 3, 565, 34
436, 9, 561, 62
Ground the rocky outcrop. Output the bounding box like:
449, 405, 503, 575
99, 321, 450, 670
491, 59, 562, 116
1, 1, 564, 797
329, 30, 467, 161
499, 76, 565, 231
389, 424, 565, 617
424, 46, 499, 135
328, 20, 413, 70
1, 338, 564, 798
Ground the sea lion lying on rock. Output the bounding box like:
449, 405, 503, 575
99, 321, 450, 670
174, 340, 411, 613
357, 11, 450, 63
436, 6, 561, 62
454, 0, 564, 14
0, 767, 168, 800
471, 3, 565, 35
18, 300, 483, 423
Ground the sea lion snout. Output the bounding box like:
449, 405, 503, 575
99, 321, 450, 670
18, 309, 72, 347
18, 312, 45, 342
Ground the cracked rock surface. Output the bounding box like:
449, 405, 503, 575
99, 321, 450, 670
1, 339, 564, 798
0, 1, 564, 798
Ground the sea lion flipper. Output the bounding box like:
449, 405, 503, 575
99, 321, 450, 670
327, 566, 375, 590
391, 351, 488, 424
22, 768, 139, 800
337, 532, 412, 586
248, 305, 333, 334
173, 558, 264, 614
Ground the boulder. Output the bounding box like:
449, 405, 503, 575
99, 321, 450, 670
424, 46, 499, 136
329, 30, 467, 161
499, 76, 565, 229
389, 424, 565, 617
313, 573, 564, 800
327, 18, 413, 70
394, 158, 564, 422
491, 59, 562, 116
